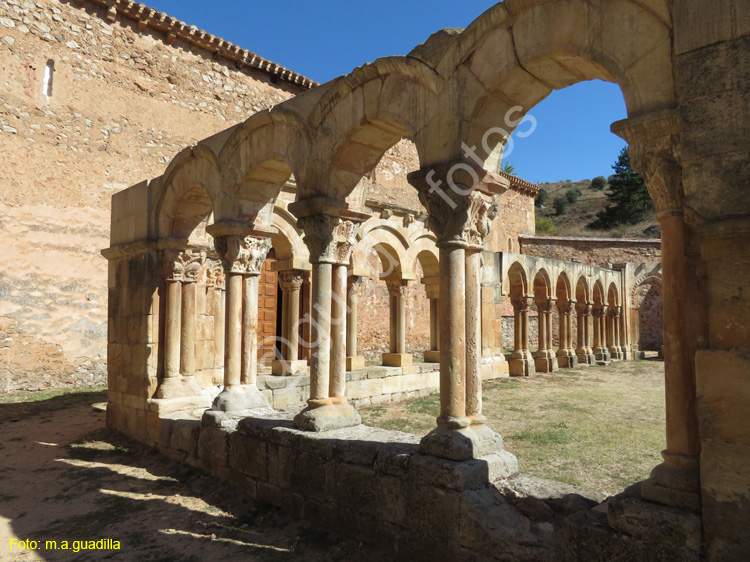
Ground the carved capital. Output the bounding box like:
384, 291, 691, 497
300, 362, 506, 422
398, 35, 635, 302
214, 235, 272, 275
408, 164, 506, 248
297, 214, 359, 265
165, 249, 206, 283
612, 110, 683, 214
512, 297, 530, 313
386, 279, 409, 297
279, 270, 304, 292
205, 258, 226, 289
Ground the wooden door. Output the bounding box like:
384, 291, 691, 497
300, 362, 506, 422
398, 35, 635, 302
257, 249, 278, 366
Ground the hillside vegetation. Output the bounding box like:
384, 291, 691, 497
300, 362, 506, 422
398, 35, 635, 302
534, 178, 660, 238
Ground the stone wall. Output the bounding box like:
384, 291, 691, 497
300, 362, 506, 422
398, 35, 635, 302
519, 235, 661, 265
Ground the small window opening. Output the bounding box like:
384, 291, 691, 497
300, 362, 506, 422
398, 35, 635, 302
43, 60, 54, 98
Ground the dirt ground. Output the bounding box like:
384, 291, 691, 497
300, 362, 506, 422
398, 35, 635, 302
0, 390, 394, 562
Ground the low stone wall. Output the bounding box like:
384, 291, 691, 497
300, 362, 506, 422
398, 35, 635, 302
148, 407, 580, 562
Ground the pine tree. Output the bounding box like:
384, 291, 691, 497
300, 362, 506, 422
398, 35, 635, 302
588, 148, 653, 230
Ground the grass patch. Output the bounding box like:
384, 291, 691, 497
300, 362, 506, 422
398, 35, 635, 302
361, 360, 667, 495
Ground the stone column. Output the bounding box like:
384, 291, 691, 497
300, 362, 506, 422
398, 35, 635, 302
409, 165, 518, 469
208, 260, 225, 385
510, 297, 534, 376
576, 302, 594, 365
594, 305, 611, 364
613, 114, 707, 515
557, 300, 578, 368
155, 249, 207, 403
272, 271, 307, 376
209, 226, 274, 412
288, 199, 368, 432
607, 307, 619, 359
465, 246, 483, 422
383, 279, 411, 367
534, 299, 557, 372
584, 303, 595, 358
424, 283, 440, 363
345, 275, 366, 371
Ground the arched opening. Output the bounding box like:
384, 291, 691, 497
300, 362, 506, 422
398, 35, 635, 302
633, 280, 663, 357
532, 269, 557, 372
555, 272, 577, 367
575, 276, 594, 365
43, 60, 54, 98
417, 249, 440, 363
508, 262, 533, 377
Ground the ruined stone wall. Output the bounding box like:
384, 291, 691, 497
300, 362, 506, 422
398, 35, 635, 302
636, 285, 663, 351
487, 188, 536, 253
519, 235, 661, 265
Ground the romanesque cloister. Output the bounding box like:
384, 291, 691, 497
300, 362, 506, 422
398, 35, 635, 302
102, 1, 749, 560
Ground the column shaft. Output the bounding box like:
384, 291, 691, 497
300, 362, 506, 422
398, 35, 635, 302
309, 261, 332, 403
224, 272, 243, 389
429, 298, 438, 351
465, 249, 482, 420
180, 280, 196, 376
346, 280, 358, 358
164, 280, 181, 379
288, 282, 301, 362
241, 275, 259, 385
330, 264, 347, 399
439, 244, 467, 425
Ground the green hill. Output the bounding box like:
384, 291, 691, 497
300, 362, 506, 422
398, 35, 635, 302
534, 178, 660, 238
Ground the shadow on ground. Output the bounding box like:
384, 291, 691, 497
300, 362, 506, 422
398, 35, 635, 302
0, 392, 393, 562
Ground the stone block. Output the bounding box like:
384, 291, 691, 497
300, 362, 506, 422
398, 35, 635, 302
346, 378, 383, 399
169, 419, 200, 457
228, 432, 268, 481
271, 386, 304, 410
271, 359, 308, 376
197, 426, 230, 476
424, 350, 440, 363
346, 355, 366, 371
382, 353, 412, 367
267, 443, 327, 503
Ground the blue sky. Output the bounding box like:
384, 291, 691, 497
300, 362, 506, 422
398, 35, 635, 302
146, 0, 628, 183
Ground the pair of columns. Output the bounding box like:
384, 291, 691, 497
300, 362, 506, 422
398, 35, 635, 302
424, 282, 440, 363
607, 306, 625, 360
575, 302, 596, 365
592, 305, 612, 364
509, 297, 534, 376
534, 299, 559, 373
383, 279, 412, 367
272, 270, 308, 376
407, 166, 518, 467
286, 199, 370, 432
155, 248, 211, 405
556, 299, 578, 368
206, 224, 275, 412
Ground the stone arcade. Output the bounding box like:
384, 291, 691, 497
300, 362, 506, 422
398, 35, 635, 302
103, 1, 749, 561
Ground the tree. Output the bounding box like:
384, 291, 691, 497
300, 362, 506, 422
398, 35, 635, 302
565, 187, 582, 204
591, 176, 607, 190
535, 187, 549, 208
502, 162, 516, 175
553, 195, 569, 215
587, 148, 653, 230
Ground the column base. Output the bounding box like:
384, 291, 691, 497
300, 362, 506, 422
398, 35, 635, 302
595, 350, 612, 365
272, 359, 308, 376
423, 350, 440, 363
212, 384, 271, 412
641, 451, 701, 512
557, 353, 579, 369
534, 355, 559, 373
419, 423, 519, 469
154, 375, 205, 400
293, 401, 361, 432
577, 352, 596, 365
609, 347, 624, 361
382, 353, 412, 367
509, 356, 535, 377
346, 356, 366, 371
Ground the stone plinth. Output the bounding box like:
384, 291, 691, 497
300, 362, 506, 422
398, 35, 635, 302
272, 359, 308, 377
346, 356, 366, 371
382, 353, 412, 367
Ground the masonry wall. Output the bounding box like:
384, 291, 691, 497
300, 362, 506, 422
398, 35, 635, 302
519, 236, 661, 265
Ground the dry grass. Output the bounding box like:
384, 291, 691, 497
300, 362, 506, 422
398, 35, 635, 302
361, 359, 666, 495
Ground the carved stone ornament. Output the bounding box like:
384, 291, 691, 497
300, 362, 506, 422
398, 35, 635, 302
512, 297, 530, 312
417, 186, 500, 248
205, 258, 226, 289
165, 249, 206, 283
297, 214, 359, 265
214, 235, 272, 275
279, 270, 305, 291
612, 111, 683, 214
386, 279, 409, 297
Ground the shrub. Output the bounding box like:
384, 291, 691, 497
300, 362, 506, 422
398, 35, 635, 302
553, 195, 569, 215
591, 176, 607, 190
535, 217, 557, 234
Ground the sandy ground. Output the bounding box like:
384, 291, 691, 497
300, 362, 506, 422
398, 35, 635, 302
0, 391, 393, 562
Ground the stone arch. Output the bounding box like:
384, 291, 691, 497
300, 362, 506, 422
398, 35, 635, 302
217, 109, 311, 226
607, 282, 620, 308
593, 279, 606, 307
156, 145, 222, 242
631, 274, 663, 307
304, 57, 444, 201
556, 271, 572, 303
353, 223, 413, 280
575, 275, 590, 304
270, 206, 309, 264
439, 0, 674, 169
508, 261, 529, 299
532, 268, 552, 301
